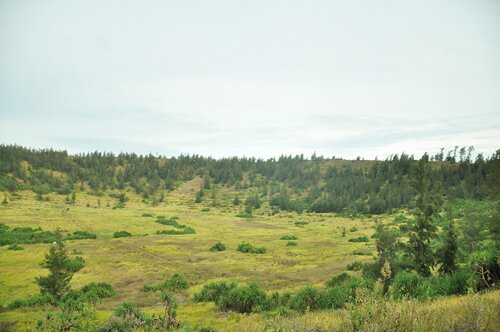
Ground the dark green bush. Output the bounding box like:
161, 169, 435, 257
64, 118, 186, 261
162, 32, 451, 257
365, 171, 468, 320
7, 293, 55, 309
392, 271, 430, 300
236, 242, 266, 254
353, 250, 372, 256
141, 274, 189, 292
7, 244, 24, 250
156, 227, 195, 235
350, 227, 358, 232
348, 236, 369, 242
194, 281, 237, 303
289, 286, 320, 312
210, 242, 226, 252
217, 283, 267, 313
286, 241, 298, 246
113, 231, 132, 238
294, 221, 308, 227
0, 223, 61, 245
142, 212, 153, 217
64, 231, 97, 240
347, 261, 364, 271
155, 216, 184, 228
280, 235, 298, 240
235, 212, 253, 218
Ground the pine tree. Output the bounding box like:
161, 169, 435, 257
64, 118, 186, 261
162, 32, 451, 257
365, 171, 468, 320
35, 240, 83, 301
439, 221, 457, 274
408, 154, 439, 277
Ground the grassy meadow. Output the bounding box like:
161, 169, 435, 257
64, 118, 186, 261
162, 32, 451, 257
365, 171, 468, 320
0, 180, 382, 330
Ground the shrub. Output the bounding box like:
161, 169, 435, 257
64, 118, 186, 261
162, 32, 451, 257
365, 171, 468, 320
289, 286, 320, 312
392, 271, 430, 300
326, 272, 354, 288
235, 212, 254, 218
113, 231, 132, 238
237, 242, 266, 254
319, 285, 352, 309
280, 235, 298, 240
210, 242, 226, 252
155, 216, 184, 228
7, 293, 55, 309
194, 281, 238, 303
217, 283, 268, 313
142, 212, 153, 217
287, 241, 298, 246
348, 236, 369, 242
201, 207, 210, 212
353, 250, 372, 256
112, 202, 125, 209
7, 244, 23, 250
142, 274, 189, 292
347, 261, 364, 271
156, 227, 195, 235
0, 223, 61, 245
64, 231, 97, 240
294, 221, 308, 227
467, 249, 500, 291
350, 227, 358, 232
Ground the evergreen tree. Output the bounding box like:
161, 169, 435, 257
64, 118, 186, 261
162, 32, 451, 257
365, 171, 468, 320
408, 154, 439, 277
35, 239, 83, 301
439, 221, 457, 274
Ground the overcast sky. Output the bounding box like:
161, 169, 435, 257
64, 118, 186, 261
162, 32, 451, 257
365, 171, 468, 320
1, 0, 499, 159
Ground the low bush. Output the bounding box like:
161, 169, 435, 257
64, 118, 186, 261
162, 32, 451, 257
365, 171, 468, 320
194, 281, 238, 303
7, 244, 24, 250
280, 235, 297, 240
347, 261, 364, 271
289, 286, 320, 312
237, 242, 266, 254
353, 250, 372, 256
287, 241, 298, 246
294, 221, 308, 227
113, 231, 132, 238
210, 242, 226, 252
348, 236, 369, 242
350, 227, 358, 232
0, 223, 61, 245
156, 227, 195, 235
64, 231, 97, 240
142, 212, 153, 217
155, 216, 184, 228
235, 212, 254, 218
7, 293, 55, 309
217, 283, 268, 313
141, 274, 189, 292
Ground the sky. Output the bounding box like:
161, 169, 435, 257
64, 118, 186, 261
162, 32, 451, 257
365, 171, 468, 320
1, 0, 499, 160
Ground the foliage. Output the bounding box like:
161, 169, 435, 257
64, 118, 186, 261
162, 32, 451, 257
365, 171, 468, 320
194, 281, 238, 303
209, 241, 226, 252
235, 212, 254, 218
64, 230, 97, 240
280, 235, 298, 240
141, 273, 189, 292
0, 223, 61, 245
36, 240, 84, 301
7, 243, 24, 250
113, 231, 132, 238
237, 242, 267, 254
286, 241, 298, 246
348, 236, 369, 242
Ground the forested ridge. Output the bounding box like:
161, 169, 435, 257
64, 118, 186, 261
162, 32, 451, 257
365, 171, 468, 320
0, 144, 498, 215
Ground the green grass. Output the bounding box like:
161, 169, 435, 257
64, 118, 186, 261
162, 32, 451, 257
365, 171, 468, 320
2, 187, 493, 330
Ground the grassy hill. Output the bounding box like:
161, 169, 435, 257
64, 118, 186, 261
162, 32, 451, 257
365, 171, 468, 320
0, 145, 499, 331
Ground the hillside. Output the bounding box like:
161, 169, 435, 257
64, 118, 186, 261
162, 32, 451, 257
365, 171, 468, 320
0, 145, 499, 331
